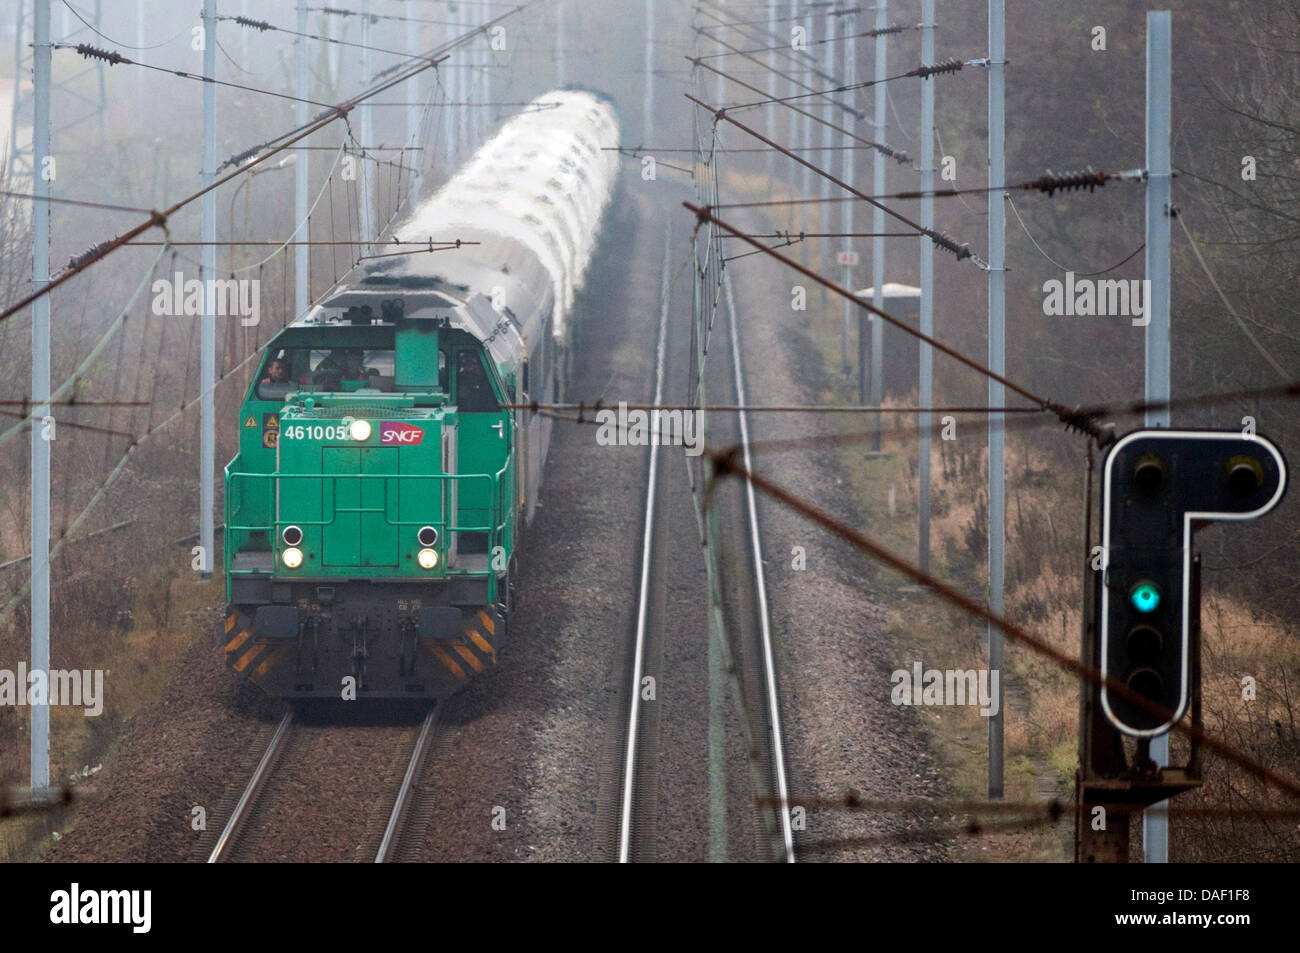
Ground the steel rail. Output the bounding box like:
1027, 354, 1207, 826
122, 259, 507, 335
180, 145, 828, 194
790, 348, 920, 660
684, 202, 1050, 411
207, 710, 294, 863
724, 271, 795, 863
375, 706, 440, 863
685, 99, 980, 265
617, 225, 672, 863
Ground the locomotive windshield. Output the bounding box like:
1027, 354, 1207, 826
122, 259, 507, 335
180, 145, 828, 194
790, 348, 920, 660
256, 347, 399, 399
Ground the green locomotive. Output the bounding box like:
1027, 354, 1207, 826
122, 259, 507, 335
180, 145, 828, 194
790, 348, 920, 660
222, 92, 619, 698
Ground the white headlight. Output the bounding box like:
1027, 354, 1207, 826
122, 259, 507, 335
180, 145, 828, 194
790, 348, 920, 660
349, 419, 372, 441
282, 547, 303, 569
417, 548, 438, 570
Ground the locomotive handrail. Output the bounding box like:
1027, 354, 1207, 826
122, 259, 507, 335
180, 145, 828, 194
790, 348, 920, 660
224, 463, 511, 601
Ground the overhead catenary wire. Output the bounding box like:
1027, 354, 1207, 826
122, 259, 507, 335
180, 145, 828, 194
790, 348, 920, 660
0, 399, 148, 408
1175, 211, 1290, 381
694, 26, 861, 121
0, 244, 170, 448
686, 97, 981, 265
125, 239, 471, 247
693, 22, 917, 59
311, 5, 484, 28
694, 0, 839, 77
0, 5, 528, 326
704, 168, 1136, 210
727, 57, 967, 112
507, 401, 1045, 415
220, 14, 441, 61
58, 0, 191, 51
54, 43, 340, 110
0, 410, 135, 441
730, 378, 1300, 455
607, 144, 902, 153
1007, 194, 1147, 278
686, 57, 910, 164
684, 200, 1102, 435
0, 190, 156, 216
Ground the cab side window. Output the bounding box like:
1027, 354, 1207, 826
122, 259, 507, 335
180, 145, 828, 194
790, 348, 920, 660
255, 349, 303, 401
454, 349, 499, 412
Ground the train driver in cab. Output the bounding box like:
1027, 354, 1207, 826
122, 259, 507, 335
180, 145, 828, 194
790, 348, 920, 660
456, 349, 497, 411
261, 358, 291, 385
314, 347, 376, 390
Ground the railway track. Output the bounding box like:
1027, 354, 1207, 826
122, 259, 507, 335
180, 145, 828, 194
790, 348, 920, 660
206, 711, 294, 863
374, 707, 440, 863
206, 706, 440, 863
609, 217, 795, 862
723, 270, 795, 863
613, 225, 673, 863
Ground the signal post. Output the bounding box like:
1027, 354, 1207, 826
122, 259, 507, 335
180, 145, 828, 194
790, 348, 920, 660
1075, 430, 1288, 861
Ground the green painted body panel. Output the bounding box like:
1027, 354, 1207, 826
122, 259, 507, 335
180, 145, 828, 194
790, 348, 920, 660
321, 447, 399, 567
456, 414, 504, 540
224, 319, 517, 602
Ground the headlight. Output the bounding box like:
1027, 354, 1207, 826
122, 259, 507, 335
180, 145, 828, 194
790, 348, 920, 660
417, 548, 438, 570
417, 526, 438, 547
282, 547, 304, 569
282, 525, 303, 546
349, 418, 372, 441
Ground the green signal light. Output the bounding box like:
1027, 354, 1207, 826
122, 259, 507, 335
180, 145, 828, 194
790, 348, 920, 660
1129, 582, 1162, 614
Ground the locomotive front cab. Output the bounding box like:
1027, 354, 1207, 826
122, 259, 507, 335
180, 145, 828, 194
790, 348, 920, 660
222, 296, 516, 698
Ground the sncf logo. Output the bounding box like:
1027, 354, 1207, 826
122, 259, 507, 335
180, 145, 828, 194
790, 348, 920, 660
381, 422, 424, 446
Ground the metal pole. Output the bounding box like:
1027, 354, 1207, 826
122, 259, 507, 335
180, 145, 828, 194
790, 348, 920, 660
644, 0, 655, 145
9, 2, 27, 182
93, 0, 104, 145
295, 0, 309, 322
443, 17, 455, 170
767, 0, 777, 185
469, 0, 480, 148
790, 0, 807, 263
478, 0, 487, 143
1142, 9, 1172, 864
359, 0, 374, 247
715, 6, 724, 106
200, 0, 216, 581
325, 8, 339, 89
464, 3, 473, 154
986, 0, 1006, 799
820, 8, 833, 309
869, 0, 886, 442
30, 0, 51, 793
407, 0, 421, 207
136, 0, 145, 106
556, 0, 564, 88
841, 12, 856, 383
918, 0, 934, 573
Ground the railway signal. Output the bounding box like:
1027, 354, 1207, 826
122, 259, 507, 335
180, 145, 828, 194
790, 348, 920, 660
1100, 429, 1288, 736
